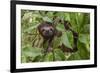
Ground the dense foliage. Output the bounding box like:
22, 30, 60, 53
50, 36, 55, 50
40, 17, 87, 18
21, 10, 90, 63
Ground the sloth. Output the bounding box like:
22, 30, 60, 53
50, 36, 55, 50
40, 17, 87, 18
37, 21, 78, 53
38, 22, 61, 52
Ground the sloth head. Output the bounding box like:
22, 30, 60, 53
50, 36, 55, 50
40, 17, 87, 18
38, 22, 55, 39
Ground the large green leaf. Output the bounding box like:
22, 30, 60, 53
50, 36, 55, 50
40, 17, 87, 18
21, 46, 42, 62
56, 23, 65, 32
79, 34, 90, 52
54, 49, 66, 61
61, 32, 72, 48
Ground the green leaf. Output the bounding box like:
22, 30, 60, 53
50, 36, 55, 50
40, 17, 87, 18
47, 12, 54, 17
67, 52, 81, 60
79, 34, 90, 46
54, 49, 66, 61
53, 37, 62, 48
44, 52, 53, 61
21, 46, 42, 62
61, 32, 72, 48
33, 55, 42, 62
43, 16, 52, 22
64, 13, 71, 21
78, 41, 90, 59
24, 24, 39, 33
56, 23, 65, 32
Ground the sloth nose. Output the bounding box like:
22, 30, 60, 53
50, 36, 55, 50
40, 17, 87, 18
46, 30, 49, 33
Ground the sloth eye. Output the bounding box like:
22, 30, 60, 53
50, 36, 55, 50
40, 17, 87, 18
41, 29, 45, 32
50, 29, 53, 31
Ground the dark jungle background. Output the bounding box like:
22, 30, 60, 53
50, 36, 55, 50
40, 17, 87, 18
21, 10, 90, 63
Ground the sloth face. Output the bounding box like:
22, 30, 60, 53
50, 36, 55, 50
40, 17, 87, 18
38, 22, 56, 39
41, 26, 54, 38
